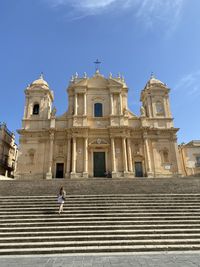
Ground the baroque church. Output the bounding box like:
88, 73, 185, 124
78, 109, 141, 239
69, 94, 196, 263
16, 69, 182, 179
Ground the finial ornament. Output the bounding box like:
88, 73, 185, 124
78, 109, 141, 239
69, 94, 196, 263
150, 72, 155, 79
122, 75, 125, 82
75, 72, 78, 79
118, 72, 121, 79
40, 72, 44, 80
83, 72, 87, 78
70, 75, 74, 82
109, 72, 112, 78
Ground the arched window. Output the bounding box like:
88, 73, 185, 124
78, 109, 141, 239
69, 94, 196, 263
156, 101, 164, 114
94, 103, 103, 117
33, 104, 39, 115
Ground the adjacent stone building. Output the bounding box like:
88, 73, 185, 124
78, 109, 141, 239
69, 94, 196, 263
0, 123, 18, 177
16, 71, 182, 179
179, 140, 200, 176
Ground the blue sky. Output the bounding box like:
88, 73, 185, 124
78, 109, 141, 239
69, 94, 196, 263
0, 0, 200, 144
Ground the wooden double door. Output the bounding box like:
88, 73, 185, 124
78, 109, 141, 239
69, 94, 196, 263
93, 152, 106, 177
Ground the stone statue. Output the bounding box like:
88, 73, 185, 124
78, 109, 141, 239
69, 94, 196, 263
140, 105, 146, 117
51, 107, 57, 117
123, 108, 128, 116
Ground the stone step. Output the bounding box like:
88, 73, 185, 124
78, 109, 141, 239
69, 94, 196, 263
0, 194, 200, 201
1, 228, 200, 237
2, 238, 200, 249
1, 233, 200, 242
2, 204, 200, 210
1, 211, 200, 216
1, 244, 200, 255
1, 216, 200, 223
0, 204, 200, 210
2, 224, 200, 232
1, 213, 200, 219
1, 220, 200, 228
1, 193, 200, 254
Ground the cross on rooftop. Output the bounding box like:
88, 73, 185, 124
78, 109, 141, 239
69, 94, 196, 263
94, 59, 101, 72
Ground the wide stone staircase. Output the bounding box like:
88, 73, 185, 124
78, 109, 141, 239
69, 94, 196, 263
1, 193, 200, 255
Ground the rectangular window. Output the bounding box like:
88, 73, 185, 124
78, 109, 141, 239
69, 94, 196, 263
94, 103, 103, 117
196, 156, 200, 167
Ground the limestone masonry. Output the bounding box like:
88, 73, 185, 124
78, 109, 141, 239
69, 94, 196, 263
16, 70, 182, 179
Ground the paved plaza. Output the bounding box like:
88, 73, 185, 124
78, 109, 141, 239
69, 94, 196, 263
0, 252, 200, 267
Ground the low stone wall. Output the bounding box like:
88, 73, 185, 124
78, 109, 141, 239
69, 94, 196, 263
0, 176, 200, 196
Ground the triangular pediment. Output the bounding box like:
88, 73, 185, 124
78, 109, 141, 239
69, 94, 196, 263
87, 75, 108, 88
73, 79, 88, 87
108, 78, 124, 87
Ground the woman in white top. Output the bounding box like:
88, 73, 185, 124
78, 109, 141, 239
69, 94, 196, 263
57, 186, 66, 214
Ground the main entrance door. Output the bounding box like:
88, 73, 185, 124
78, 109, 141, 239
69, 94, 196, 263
135, 162, 143, 177
56, 163, 64, 178
93, 152, 106, 177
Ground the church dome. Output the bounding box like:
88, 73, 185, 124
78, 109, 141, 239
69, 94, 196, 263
148, 76, 164, 85
31, 74, 49, 88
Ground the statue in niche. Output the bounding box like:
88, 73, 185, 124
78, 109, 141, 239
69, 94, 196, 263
140, 105, 146, 117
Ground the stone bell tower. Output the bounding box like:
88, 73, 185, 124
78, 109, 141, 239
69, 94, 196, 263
22, 74, 54, 130
139, 75, 182, 177
16, 74, 54, 179
140, 75, 173, 128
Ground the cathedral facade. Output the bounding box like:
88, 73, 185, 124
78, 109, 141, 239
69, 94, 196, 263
16, 70, 182, 179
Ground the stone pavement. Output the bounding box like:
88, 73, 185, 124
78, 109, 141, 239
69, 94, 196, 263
0, 252, 200, 267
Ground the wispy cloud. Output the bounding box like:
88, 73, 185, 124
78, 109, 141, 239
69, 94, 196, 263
174, 70, 200, 97
135, 0, 184, 34
46, 0, 185, 33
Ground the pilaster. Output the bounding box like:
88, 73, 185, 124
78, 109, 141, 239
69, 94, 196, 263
111, 137, 117, 178
46, 131, 54, 179
122, 137, 128, 177
83, 137, 88, 178
65, 137, 71, 178
70, 137, 77, 178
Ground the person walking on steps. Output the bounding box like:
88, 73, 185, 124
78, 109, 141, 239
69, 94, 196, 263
57, 186, 66, 214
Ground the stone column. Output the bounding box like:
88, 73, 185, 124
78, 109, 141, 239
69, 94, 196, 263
147, 96, 152, 118
127, 138, 133, 173
122, 137, 128, 176
110, 93, 114, 115
167, 98, 172, 117
65, 137, 71, 178
119, 94, 123, 115
74, 93, 77, 116
71, 137, 77, 178
24, 96, 30, 118
163, 97, 168, 117
83, 93, 87, 116
46, 132, 54, 179
172, 137, 182, 176
144, 137, 153, 177
111, 137, 117, 177
83, 137, 88, 178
